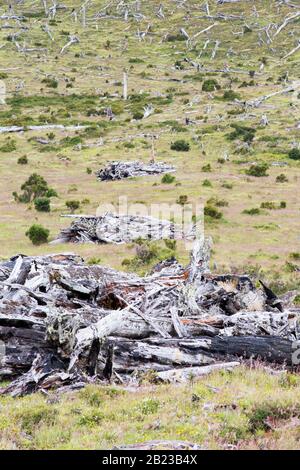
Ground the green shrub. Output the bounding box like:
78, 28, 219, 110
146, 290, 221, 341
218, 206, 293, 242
202, 179, 212, 187
222, 90, 241, 101
177, 195, 188, 205
220, 182, 232, 191
170, 140, 190, 152
246, 163, 269, 177
204, 205, 222, 219
202, 79, 220, 92
202, 163, 211, 172
66, 200, 80, 213
46, 188, 58, 198
124, 142, 135, 149
26, 224, 49, 245
208, 197, 228, 207
60, 136, 82, 147
136, 398, 160, 415
0, 138, 16, 152
227, 124, 256, 143
17, 155, 28, 165
161, 173, 175, 184
13, 173, 53, 203
166, 33, 186, 42
132, 110, 144, 120
288, 148, 300, 160
276, 173, 288, 183
41, 77, 58, 88
129, 57, 144, 63
34, 197, 51, 212
243, 207, 261, 215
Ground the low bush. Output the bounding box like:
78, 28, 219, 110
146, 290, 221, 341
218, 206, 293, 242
17, 155, 28, 165
65, 200, 80, 213
288, 148, 300, 160
204, 205, 222, 219
246, 163, 269, 177
161, 173, 175, 184
170, 140, 190, 152
202, 79, 220, 92
26, 224, 49, 245
34, 197, 51, 212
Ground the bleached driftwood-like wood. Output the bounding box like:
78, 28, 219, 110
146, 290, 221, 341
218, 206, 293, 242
283, 41, 300, 59
123, 70, 128, 100
273, 10, 300, 38
246, 82, 300, 107
60, 35, 79, 54
156, 361, 240, 383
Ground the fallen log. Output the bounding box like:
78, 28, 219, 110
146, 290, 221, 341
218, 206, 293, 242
52, 213, 186, 245
96, 160, 176, 181
155, 361, 241, 383
0, 238, 298, 396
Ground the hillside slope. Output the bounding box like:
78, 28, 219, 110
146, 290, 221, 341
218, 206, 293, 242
0, 0, 299, 292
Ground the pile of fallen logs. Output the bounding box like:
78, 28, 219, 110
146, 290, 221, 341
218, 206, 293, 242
0, 239, 299, 396
52, 213, 185, 245
96, 161, 176, 181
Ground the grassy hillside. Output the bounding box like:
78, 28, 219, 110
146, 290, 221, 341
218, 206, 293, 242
0, 1, 299, 292
0, 0, 300, 451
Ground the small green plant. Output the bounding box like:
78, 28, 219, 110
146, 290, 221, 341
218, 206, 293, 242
170, 140, 190, 152
208, 197, 228, 207
0, 137, 16, 152
34, 197, 51, 212
222, 181, 233, 189
276, 173, 288, 183
288, 148, 300, 160
202, 79, 220, 92
202, 163, 211, 172
66, 200, 80, 213
86, 167, 92, 174
246, 163, 269, 177
13, 173, 56, 203
17, 155, 28, 165
87, 257, 102, 265
227, 124, 256, 143
222, 90, 241, 101
243, 207, 261, 215
204, 205, 223, 219
136, 398, 160, 415
41, 77, 58, 88
26, 224, 49, 245
161, 173, 176, 184
202, 179, 212, 187
177, 195, 188, 205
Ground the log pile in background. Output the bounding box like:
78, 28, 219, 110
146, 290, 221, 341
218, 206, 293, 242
96, 161, 176, 181
52, 212, 188, 244
0, 239, 299, 396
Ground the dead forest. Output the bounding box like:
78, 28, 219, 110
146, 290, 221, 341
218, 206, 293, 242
0, 0, 299, 416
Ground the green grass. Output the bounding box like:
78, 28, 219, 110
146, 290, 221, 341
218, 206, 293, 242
1, 366, 300, 449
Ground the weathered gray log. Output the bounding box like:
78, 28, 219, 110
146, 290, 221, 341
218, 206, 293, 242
96, 161, 176, 181
155, 361, 240, 383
